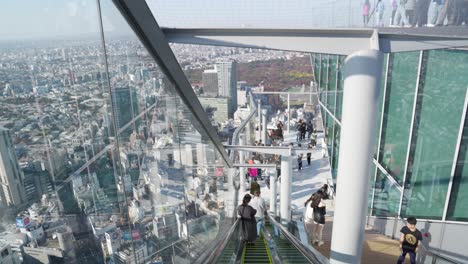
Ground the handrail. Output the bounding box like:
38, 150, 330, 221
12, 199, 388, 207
266, 214, 324, 264
200, 218, 241, 264
229, 92, 258, 160
420, 244, 461, 264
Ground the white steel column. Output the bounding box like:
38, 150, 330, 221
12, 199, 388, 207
280, 154, 292, 223
261, 109, 268, 144
226, 168, 237, 218
258, 100, 262, 141
270, 173, 278, 216
238, 134, 246, 203
287, 93, 291, 133
330, 49, 383, 264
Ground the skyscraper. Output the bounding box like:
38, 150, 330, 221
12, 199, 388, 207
216, 60, 238, 118
0, 127, 26, 207
202, 69, 218, 97
111, 86, 139, 138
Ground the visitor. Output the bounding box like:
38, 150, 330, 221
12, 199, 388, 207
397, 217, 422, 264
416, 0, 431, 26
363, 0, 371, 25
406, 0, 417, 26
250, 190, 267, 237
312, 190, 326, 246
237, 194, 257, 244
307, 144, 312, 166
375, 0, 385, 26
306, 120, 314, 140
297, 143, 303, 171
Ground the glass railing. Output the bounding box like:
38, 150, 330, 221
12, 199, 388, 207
0, 1, 231, 263
146, 0, 468, 29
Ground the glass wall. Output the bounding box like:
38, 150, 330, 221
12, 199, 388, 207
401, 50, 468, 219
0, 1, 230, 263
314, 48, 468, 223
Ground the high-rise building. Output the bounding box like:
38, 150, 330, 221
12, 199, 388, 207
0, 127, 26, 207
111, 86, 139, 137
216, 61, 238, 118
201, 69, 218, 97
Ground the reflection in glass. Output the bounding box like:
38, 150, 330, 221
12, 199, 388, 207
378, 52, 419, 185
402, 50, 467, 219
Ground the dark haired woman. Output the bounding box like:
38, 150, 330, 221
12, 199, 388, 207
238, 194, 257, 244
312, 190, 326, 246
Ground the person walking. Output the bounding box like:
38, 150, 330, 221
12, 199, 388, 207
238, 194, 257, 244
406, 0, 417, 25
394, 0, 410, 26
391, 0, 398, 24
375, 0, 386, 26
306, 120, 314, 140
250, 178, 261, 195
428, 0, 444, 26
297, 144, 303, 171
296, 120, 303, 142
416, 0, 431, 26
250, 190, 267, 237
303, 193, 316, 243
363, 0, 371, 25
306, 144, 312, 166
397, 217, 423, 264
312, 190, 326, 246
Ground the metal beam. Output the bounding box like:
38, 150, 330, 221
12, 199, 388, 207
232, 164, 276, 168
162, 28, 468, 55
112, 0, 232, 167
225, 145, 314, 156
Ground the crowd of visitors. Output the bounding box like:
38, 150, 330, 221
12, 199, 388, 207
364, 0, 468, 27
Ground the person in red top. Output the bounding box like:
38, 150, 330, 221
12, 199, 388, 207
397, 217, 423, 264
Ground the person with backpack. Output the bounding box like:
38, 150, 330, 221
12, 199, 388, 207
304, 190, 326, 246
237, 194, 257, 244
397, 217, 422, 264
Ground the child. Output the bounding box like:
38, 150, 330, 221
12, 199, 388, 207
397, 217, 422, 264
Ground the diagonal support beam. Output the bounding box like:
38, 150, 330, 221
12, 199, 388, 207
112, 0, 232, 167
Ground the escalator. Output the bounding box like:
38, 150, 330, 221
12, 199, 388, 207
241, 232, 273, 264
264, 221, 310, 263
208, 215, 323, 264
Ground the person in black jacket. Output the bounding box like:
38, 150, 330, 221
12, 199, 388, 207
238, 194, 257, 244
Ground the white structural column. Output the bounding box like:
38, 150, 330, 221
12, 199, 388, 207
238, 134, 246, 203
280, 154, 292, 223
226, 168, 237, 218
257, 100, 262, 141
287, 93, 291, 133
270, 173, 278, 216
261, 109, 268, 144
330, 49, 383, 264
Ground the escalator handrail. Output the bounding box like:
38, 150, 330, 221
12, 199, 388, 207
266, 214, 324, 264
202, 218, 241, 264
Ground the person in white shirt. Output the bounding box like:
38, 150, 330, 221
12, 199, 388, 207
250, 190, 267, 237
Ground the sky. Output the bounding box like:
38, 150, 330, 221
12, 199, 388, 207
0, 0, 371, 40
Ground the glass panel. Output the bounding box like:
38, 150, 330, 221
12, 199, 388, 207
0, 1, 115, 263
378, 51, 419, 185
372, 170, 401, 217
368, 164, 377, 215
335, 56, 345, 121
447, 106, 468, 221
147, 0, 468, 29
327, 56, 337, 114
375, 54, 389, 155
331, 124, 340, 181
402, 50, 468, 219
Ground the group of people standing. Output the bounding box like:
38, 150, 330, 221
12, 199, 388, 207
296, 119, 314, 142
363, 0, 468, 27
